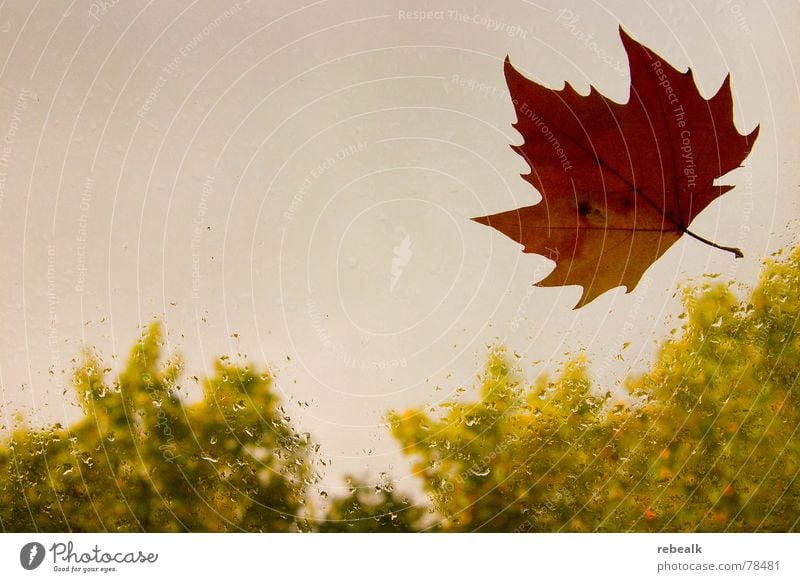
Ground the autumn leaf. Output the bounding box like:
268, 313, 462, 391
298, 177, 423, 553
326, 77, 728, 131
474, 28, 759, 308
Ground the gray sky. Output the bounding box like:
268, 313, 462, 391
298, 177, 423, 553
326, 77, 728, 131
0, 0, 797, 497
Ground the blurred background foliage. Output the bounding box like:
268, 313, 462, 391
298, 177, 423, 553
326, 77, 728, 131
0, 323, 315, 532
391, 245, 800, 532
2, 245, 799, 531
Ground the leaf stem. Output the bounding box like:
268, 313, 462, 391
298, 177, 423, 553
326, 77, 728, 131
684, 229, 743, 258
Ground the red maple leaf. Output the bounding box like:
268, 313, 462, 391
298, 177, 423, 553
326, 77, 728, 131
473, 28, 759, 308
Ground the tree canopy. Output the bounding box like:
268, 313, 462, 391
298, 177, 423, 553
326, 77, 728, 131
390, 246, 800, 532
0, 323, 314, 532
2, 245, 799, 532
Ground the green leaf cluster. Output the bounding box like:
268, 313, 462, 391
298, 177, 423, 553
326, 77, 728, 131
0, 323, 313, 532
390, 248, 800, 531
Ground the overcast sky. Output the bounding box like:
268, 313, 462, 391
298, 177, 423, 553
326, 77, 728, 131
0, 0, 797, 496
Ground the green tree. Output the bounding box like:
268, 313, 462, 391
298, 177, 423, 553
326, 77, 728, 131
389, 247, 800, 532
0, 323, 315, 532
